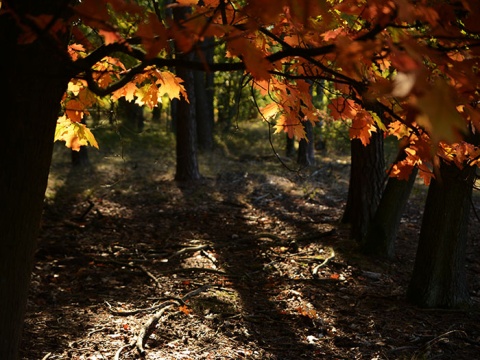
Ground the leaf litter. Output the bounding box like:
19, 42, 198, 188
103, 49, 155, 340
22, 131, 480, 360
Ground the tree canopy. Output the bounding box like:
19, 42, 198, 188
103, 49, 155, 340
27, 0, 479, 185
0, 0, 469, 183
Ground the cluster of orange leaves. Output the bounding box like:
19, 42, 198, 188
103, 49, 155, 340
36, 0, 480, 181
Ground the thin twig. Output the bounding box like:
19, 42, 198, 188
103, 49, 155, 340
138, 264, 162, 288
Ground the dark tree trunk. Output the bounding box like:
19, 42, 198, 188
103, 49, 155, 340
194, 38, 215, 151
362, 148, 418, 258
342, 130, 385, 243
297, 120, 315, 166
152, 103, 162, 122
174, 69, 200, 180
170, 98, 178, 133
173, 7, 201, 181
0, 9, 70, 359
71, 146, 90, 167
407, 158, 476, 308
286, 134, 295, 157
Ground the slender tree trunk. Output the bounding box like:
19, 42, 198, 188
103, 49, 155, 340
362, 147, 418, 258
0, 12, 70, 359
175, 66, 200, 180
71, 146, 90, 167
152, 104, 162, 122
195, 38, 214, 151
342, 130, 385, 243
407, 158, 476, 308
297, 120, 315, 166
286, 134, 295, 157
173, 7, 201, 181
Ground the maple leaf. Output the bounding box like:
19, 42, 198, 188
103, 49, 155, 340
261, 102, 280, 121
112, 82, 138, 102
227, 33, 272, 81
135, 84, 159, 109
390, 159, 415, 181
99, 30, 122, 45
417, 162, 434, 185
55, 116, 99, 151
388, 120, 410, 139
136, 13, 167, 59
349, 110, 376, 146
274, 114, 306, 139
65, 99, 87, 123
328, 97, 358, 120
67, 80, 85, 96
68, 43, 86, 61
155, 70, 189, 102
414, 78, 466, 145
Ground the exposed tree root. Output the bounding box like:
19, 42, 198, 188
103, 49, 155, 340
136, 302, 179, 355
113, 285, 212, 359
311, 248, 336, 277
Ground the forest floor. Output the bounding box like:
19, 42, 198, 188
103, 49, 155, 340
21, 120, 480, 360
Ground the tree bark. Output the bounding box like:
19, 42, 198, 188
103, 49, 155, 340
0, 8, 70, 359
71, 146, 90, 167
194, 38, 215, 151
285, 134, 296, 157
342, 130, 385, 243
362, 147, 418, 258
173, 7, 201, 181
407, 158, 476, 308
297, 120, 315, 166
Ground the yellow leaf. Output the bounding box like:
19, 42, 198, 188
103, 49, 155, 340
54, 116, 99, 150
261, 103, 279, 121
156, 70, 188, 102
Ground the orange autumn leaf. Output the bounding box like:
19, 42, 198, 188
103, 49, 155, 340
136, 13, 167, 59
274, 114, 306, 139
179, 305, 192, 315
65, 99, 87, 123
349, 110, 376, 146
176, 0, 199, 5
227, 34, 272, 81
155, 70, 189, 102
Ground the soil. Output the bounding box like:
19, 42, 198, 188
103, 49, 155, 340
20, 126, 480, 360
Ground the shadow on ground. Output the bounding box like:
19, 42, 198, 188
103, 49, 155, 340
21, 138, 480, 360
